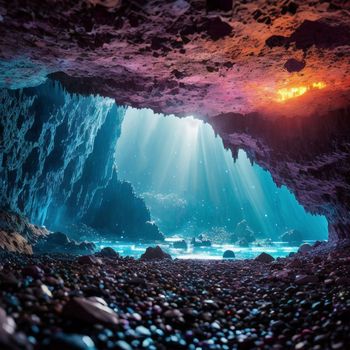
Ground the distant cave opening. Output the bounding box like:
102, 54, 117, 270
112, 107, 328, 258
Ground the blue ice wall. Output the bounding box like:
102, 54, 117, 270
115, 108, 328, 241
0, 81, 163, 241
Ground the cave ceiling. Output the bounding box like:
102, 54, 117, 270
0, 0, 349, 118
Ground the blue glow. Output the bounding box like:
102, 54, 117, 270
115, 108, 328, 241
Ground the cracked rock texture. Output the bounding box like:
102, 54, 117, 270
0, 81, 163, 244
0, 0, 350, 240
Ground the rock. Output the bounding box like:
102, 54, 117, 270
265, 35, 287, 48
238, 239, 249, 247
34, 232, 96, 255
284, 58, 305, 73
255, 252, 275, 263
77, 255, 102, 265
62, 297, 119, 326
0, 307, 16, 349
100, 247, 119, 257
173, 240, 187, 249
295, 275, 319, 285
206, 0, 233, 12
22, 265, 44, 278
281, 2, 298, 15
230, 220, 255, 244
140, 246, 172, 260
47, 333, 96, 350
45, 231, 70, 245
0, 272, 19, 287
204, 17, 232, 41
164, 309, 183, 319
135, 325, 151, 337
298, 243, 312, 254
115, 341, 133, 350
0, 209, 48, 254
280, 229, 303, 245
273, 269, 294, 281
127, 277, 147, 286
223, 250, 235, 259
335, 277, 350, 285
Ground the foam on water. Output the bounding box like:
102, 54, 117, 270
96, 239, 309, 260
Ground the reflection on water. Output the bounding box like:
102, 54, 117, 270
96, 238, 312, 260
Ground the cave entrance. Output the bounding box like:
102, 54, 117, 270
112, 107, 328, 258
0, 80, 328, 259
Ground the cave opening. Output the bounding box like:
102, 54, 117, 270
111, 107, 328, 258
0, 80, 328, 260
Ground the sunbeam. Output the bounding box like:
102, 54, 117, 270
115, 108, 328, 241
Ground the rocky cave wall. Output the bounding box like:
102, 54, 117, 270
0, 0, 350, 241
209, 107, 350, 241
0, 81, 163, 241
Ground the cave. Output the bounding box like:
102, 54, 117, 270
0, 1, 349, 349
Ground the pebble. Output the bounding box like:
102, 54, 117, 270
0, 247, 349, 349
47, 333, 96, 350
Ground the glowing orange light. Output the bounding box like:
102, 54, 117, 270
276, 82, 326, 102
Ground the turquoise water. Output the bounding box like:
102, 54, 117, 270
96, 238, 311, 260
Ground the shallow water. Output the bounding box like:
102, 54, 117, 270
96, 238, 314, 260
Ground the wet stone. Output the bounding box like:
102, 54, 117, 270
62, 297, 119, 326
255, 252, 275, 263
46, 333, 96, 350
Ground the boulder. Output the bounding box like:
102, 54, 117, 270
140, 246, 172, 260
223, 250, 235, 259
173, 240, 187, 249
34, 232, 96, 255
255, 252, 275, 263
238, 239, 249, 247
204, 17, 232, 41
100, 247, 119, 257
0, 209, 48, 254
230, 220, 255, 244
191, 237, 212, 247
280, 229, 303, 244
77, 255, 102, 265
298, 243, 312, 254
62, 297, 119, 326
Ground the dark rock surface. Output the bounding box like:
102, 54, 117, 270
62, 297, 119, 326
230, 220, 255, 244
255, 252, 275, 263
0, 81, 163, 242
0, 209, 48, 254
99, 247, 119, 258
34, 232, 96, 255
223, 250, 235, 259
140, 246, 172, 260
281, 229, 303, 245
0, 246, 349, 349
298, 243, 312, 254
173, 240, 187, 250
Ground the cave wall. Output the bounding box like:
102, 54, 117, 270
209, 108, 350, 241
0, 81, 163, 241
